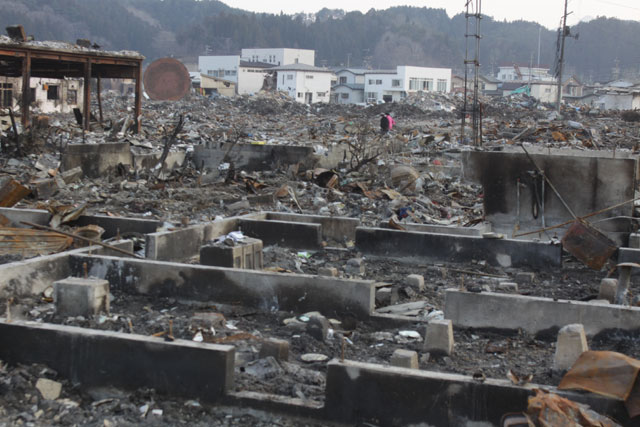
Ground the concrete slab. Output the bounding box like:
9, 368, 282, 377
62, 142, 132, 178
324, 359, 628, 426
0, 207, 51, 227
0, 319, 234, 402
70, 254, 376, 319
462, 151, 636, 241
239, 218, 322, 250
356, 227, 562, 269
444, 289, 640, 336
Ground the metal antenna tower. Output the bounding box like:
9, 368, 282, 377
461, 0, 482, 146
555, 0, 571, 112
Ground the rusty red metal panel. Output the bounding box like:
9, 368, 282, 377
143, 58, 190, 101
561, 220, 617, 270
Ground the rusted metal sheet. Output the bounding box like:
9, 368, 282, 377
0, 227, 73, 257
559, 350, 640, 418
0, 176, 31, 207
561, 220, 617, 270
143, 58, 190, 101
527, 388, 620, 426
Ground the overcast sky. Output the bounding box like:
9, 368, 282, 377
223, 0, 640, 29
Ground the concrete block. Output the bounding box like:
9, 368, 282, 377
356, 227, 562, 269
444, 289, 640, 336
345, 258, 365, 276
390, 349, 418, 369
0, 319, 235, 402
515, 272, 535, 284
191, 312, 226, 329
629, 233, 640, 249
424, 319, 454, 356
553, 324, 588, 372
307, 314, 330, 342
53, 277, 109, 317
200, 238, 263, 270
259, 339, 289, 361
318, 267, 338, 277
406, 274, 424, 291
35, 378, 62, 400
375, 287, 398, 307
498, 282, 518, 293
598, 278, 617, 303
239, 218, 322, 250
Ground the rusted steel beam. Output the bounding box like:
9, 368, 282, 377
83, 60, 91, 131
21, 51, 30, 129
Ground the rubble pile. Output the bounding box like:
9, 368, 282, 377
3, 88, 640, 425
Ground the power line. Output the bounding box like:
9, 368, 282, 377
592, 0, 640, 12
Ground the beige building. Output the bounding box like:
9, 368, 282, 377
200, 74, 236, 97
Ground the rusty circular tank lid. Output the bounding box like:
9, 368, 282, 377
143, 58, 190, 101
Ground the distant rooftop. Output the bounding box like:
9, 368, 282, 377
240, 60, 275, 69
332, 83, 365, 90
271, 63, 332, 73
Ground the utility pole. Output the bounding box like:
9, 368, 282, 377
556, 0, 569, 112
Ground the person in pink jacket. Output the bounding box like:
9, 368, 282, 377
386, 113, 396, 131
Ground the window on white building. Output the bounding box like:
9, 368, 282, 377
67, 89, 77, 105
437, 79, 447, 92
409, 78, 433, 91
287, 74, 294, 80
298, 93, 303, 98
47, 85, 59, 100
306, 75, 314, 79
376, 79, 382, 85
317, 92, 326, 97
366, 92, 377, 101
341, 93, 349, 99
392, 79, 401, 87
339, 76, 347, 84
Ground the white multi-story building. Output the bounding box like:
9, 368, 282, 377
273, 63, 332, 104
363, 66, 452, 104
197, 56, 274, 95
198, 56, 240, 83
497, 63, 553, 82
241, 48, 314, 67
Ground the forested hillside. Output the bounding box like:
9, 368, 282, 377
0, 0, 637, 82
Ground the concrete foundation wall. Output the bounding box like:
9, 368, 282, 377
267, 212, 360, 242
462, 151, 636, 239
145, 218, 239, 261
194, 144, 317, 172
444, 289, 640, 335
62, 142, 132, 178
71, 255, 376, 319
239, 218, 322, 250
0, 320, 235, 402
0, 241, 134, 297
356, 227, 562, 269
377, 221, 491, 236
324, 359, 628, 426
